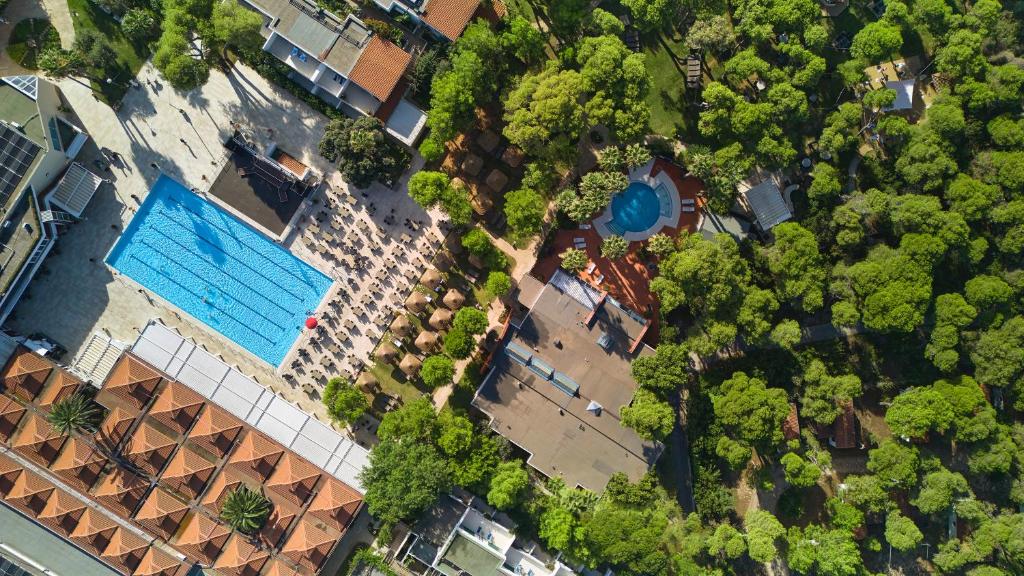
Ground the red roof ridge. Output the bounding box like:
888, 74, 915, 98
133, 546, 184, 576
71, 508, 117, 538
265, 453, 320, 505
38, 488, 86, 518
226, 431, 283, 482
1, 347, 54, 401
102, 356, 161, 409
281, 520, 336, 571
347, 36, 412, 102
135, 487, 189, 520
38, 370, 82, 407
421, 0, 480, 40
307, 478, 362, 531
213, 533, 270, 575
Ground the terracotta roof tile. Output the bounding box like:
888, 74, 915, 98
213, 534, 270, 576
133, 546, 186, 576
160, 446, 215, 499
37, 370, 82, 408
266, 453, 320, 506
258, 502, 298, 550
93, 468, 150, 519
0, 347, 54, 401
134, 487, 189, 539
186, 404, 242, 459
347, 37, 412, 102
0, 393, 26, 443
98, 406, 137, 450
226, 431, 282, 483
831, 400, 858, 449
37, 488, 87, 535
101, 527, 151, 574
71, 508, 118, 555
421, 0, 480, 40
306, 478, 362, 533
101, 356, 161, 410
148, 382, 204, 435
170, 512, 230, 564
5, 469, 56, 516
50, 436, 107, 492
11, 412, 66, 467
262, 558, 302, 576
0, 452, 23, 496
200, 468, 244, 515
782, 403, 800, 442
280, 520, 337, 572
124, 422, 176, 476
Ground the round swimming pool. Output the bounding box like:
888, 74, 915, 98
610, 181, 660, 233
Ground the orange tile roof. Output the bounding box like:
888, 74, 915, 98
421, 0, 480, 40
134, 487, 189, 539
782, 403, 800, 442
226, 431, 283, 482
5, 469, 56, 516
101, 356, 162, 410
37, 370, 82, 408
101, 528, 151, 574
213, 534, 271, 576
133, 546, 185, 576
124, 422, 176, 476
262, 558, 302, 576
306, 478, 362, 532
147, 382, 204, 435
171, 512, 230, 564
266, 453, 320, 506
347, 36, 412, 102
280, 520, 337, 572
160, 446, 215, 499
0, 452, 22, 496
71, 508, 119, 555
37, 488, 87, 535
98, 406, 137, 449
186, 404, 242, 458
0, 393, 26, 443
200, 468, 244, 515
11, 412, 66, 467
93, 467, 150, 519
258, 502, 298, 550
50, 436, 106, 492
832, 400, 858, 449
0, 347, 54, 401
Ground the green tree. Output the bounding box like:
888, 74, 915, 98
443, 328, 474, 359
321, 378, 367, 425
770, 319, 802, 349
781, 452, 821, 488
652, 233, 750, 316
560, 248, 589, 273
220, 487, 271, 534
885, 512, 923, 551
377, 397, 437, 442
707, 522, 746, 559
622, 0, 676, 30
585, 8, 626, 36
360, 439, 451, 525
504, 66, 586, 160
686, 15, 736, 54
631, 344, 690, 395
601, 235, 630, 260
122, 8, 159, 44
712, 372, 789, 450
800, 360, 862, 425
646, 233, 675, 257
484, 271, 512, 299
745, 510, 785, 563
937, 29, 988, 80
970, 317, 1024, 407
807, 162, 843, 205
787, 525, 863, 576
945, 174, 1001, 222
850, 21, 902, 63
764, 222, 827, 312
582, 499, 671, 575
885, 386, 954, 439
461, 228, 508, 270
843, 474, 893, 514
407, 171, 472, 225
47, 394, 99, 436
487, 461, 529, 510
819, 103, 863, 156
965, 275, 1012, 309
913, 468, 970, 514
988, 115, 1024, 148
500, 16, 545, 65
453, 308, 488, 335
621, 389, 675, 440
420, 355, 455, 390
866, 440, 919, 490
895, 129, 959, 193
319, 116, 410, 189
504, 187, 547, 242
210, 0, 263, 56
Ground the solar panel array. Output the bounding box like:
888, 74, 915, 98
0, 122, 42, 206
0, 557, 33, 576
4, 76, 38, 100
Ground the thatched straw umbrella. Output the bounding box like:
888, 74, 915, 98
405, 291, 428, 314
429, 308, 453, 330
414, 331, 439, 352
422, 269, 443, 290
434, 251, 454, 272
356, 372, 379, 393
399, 354, 422, 377
390, 315, 412, 338
375, 343, 399, 362
442, 288, 465, 310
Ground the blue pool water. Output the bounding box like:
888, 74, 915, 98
610, 181, 661, 233
107, 175, 332, 366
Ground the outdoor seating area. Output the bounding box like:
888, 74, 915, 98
281, 184, 451, 399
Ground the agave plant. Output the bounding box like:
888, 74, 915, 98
47, 393, 100, 436
220, 487, 272, 534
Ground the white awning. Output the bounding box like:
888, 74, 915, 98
48, 162, 103, 218
385, 99, 428, 147
742, 176, 792, 231
883, 79, 915, 111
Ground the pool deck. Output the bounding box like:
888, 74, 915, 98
592, 159, 682, 241
533, 159, 704, 345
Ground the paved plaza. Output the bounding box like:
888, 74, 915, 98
7, 60, 440, 420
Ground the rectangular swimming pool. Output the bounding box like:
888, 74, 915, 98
107, 175, 332, 366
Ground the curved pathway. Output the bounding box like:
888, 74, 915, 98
0, 0, 75, 74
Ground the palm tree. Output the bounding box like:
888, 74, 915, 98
47, 393, 100, 436
220, 487, 271, 534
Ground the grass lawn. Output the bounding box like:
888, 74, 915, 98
66, 0, 148, 103
369, 361, 424, 403
641, 31, 702, 141
6, 19, 60, 70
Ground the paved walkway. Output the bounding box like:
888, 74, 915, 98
39, 0, 74, 48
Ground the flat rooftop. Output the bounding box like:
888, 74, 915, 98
0, 85, 44, 146
208, 146, 306, 236
0, 193, 42, 298
473, 279, 663, 491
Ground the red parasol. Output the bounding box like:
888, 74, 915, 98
305, 317, 319, 329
